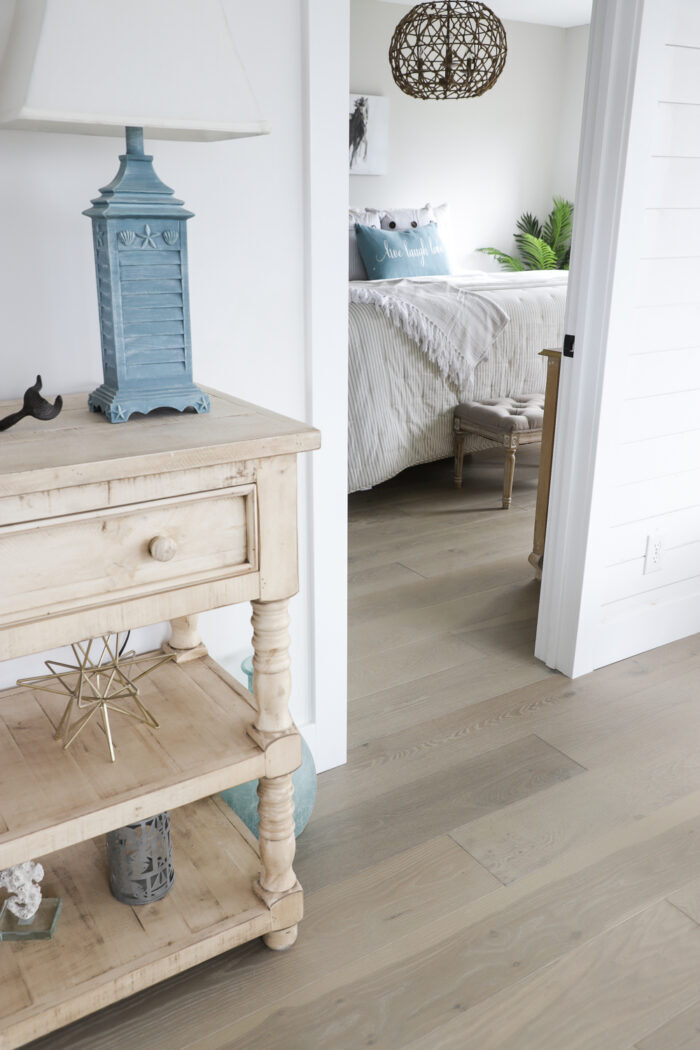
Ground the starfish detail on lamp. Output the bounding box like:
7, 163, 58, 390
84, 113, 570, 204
83, 126, 207, 423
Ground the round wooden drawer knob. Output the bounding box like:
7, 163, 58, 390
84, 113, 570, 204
149, 535, 177, 562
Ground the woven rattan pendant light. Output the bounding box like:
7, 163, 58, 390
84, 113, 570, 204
389, 1, 507, 100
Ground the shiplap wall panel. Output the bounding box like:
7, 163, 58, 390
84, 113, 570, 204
666, 7, 700, 38
653, 101, 700, 155
603, 543, 700, 606
608, 467, 700, 527
621, 389, 700, 440
593, 581, 700, 671
640, 211, 700, 258
625, 348, 700, 398
636, 258, 700, 305
645, 158, 700, 208
630, 304, 700, 351
617, 432, 700, 484
591, 3, 700, 657
602, 575, 700, 622
604, 506, 700, 565
659, 46, 700, 104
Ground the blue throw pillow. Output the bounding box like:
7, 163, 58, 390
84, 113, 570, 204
355, 221, 451, 280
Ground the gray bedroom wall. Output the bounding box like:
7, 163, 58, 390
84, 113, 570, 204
551, 24, 591, 204
350, 0, 589, 270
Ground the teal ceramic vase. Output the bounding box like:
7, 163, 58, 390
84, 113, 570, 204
219, 656, 317, 837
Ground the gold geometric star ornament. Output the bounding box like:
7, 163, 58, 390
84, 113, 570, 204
18, 633, 173, 762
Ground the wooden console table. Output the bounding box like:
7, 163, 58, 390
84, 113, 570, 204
0, 390, 319, 1049
529, 349, 562, 578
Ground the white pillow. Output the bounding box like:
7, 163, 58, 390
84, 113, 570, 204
426, 201, 450, 232
379, 204, 433, 230
379, 203, 453, 263
379, 202, 450, 230
426, 203, 453, 263
349, 208, 380, 281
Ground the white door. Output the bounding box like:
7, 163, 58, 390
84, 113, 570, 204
537, 0, 700, 677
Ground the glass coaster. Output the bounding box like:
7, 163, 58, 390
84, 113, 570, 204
0, 898, 62, 941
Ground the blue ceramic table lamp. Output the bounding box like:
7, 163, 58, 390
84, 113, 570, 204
84, 127, 209, 423
0, 0, 270, 423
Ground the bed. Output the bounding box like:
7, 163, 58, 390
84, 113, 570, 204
348, 270, 568, 492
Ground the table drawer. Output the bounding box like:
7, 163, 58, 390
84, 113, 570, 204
0, 485, 257, 627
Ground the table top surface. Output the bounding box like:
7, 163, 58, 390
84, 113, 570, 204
0, 388, 320, 495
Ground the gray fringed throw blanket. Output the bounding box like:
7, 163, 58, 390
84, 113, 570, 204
349, 276, 510, 388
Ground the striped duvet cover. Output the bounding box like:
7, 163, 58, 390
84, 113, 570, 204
348, 272, 568, 492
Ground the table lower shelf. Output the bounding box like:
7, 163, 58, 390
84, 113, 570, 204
0, 796, 303, 1050
0, 653, 301, 871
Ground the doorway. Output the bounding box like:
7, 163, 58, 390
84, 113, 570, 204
347, 1, 591, 706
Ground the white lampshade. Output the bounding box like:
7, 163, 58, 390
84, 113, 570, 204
0, 0, 270, 140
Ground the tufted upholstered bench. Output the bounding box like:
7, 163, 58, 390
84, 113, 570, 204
453, 394, 545, 508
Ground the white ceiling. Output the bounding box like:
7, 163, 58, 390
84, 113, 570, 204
378, 0, 592, 29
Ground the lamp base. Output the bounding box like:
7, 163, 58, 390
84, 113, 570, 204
88, 384, 210, 424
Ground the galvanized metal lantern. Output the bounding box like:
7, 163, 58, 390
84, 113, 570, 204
84, 127, 210, 423
106, 811, 175, 905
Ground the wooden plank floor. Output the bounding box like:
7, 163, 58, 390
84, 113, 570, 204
25, 447, 700, 1050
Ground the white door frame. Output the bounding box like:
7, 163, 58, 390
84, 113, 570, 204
536, 0, 669, 677
299, 0, 350, 770
329, 0, 672, 689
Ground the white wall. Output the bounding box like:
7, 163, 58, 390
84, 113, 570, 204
0, 0, 349, 772
350, 0, 589, 269
537, 0, 700, 676
551, 24, 590, 202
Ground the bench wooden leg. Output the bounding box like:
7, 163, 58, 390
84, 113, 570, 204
503, 436, 519, 509
453, 431, 467, 488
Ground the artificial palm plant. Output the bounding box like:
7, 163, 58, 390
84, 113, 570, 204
480, 197, 574, 271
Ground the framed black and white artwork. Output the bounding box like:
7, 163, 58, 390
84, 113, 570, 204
349, 94, 389, 175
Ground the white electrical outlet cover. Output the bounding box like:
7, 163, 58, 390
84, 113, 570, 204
644, 532, 663, 574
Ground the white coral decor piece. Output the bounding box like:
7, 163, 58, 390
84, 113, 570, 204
0, 860, 44, 921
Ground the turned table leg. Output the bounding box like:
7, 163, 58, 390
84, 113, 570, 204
502, 436, 519, 509
250, 598, 300, 949
453, 428, 467, 489
530, 349, 563, 577
163, 614, 208, 662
